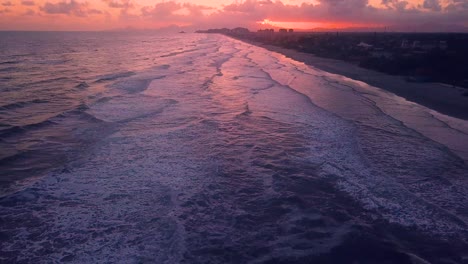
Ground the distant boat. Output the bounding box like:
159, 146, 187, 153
179, 31, 186, 34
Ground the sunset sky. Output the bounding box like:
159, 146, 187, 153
0, 0, 467, 31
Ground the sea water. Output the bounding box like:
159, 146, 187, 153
1, 31, 467, 263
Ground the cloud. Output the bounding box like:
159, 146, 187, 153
214, 0, 466, 27
141, 1, 181, 18
21, 1, 34, 6
88, 8, 103, 15
182, 3, 214, 17
102, 0, 133, 9
102, 0, 136, 22
23, 8, 35, 15
106, 0, 464, 32
139, 2, 213, 21
2, 0, 466, 31
224, 0, 259, 13
422, 0, 441, 11
40, 0, 101, 17
221, 0, 360, 23
320, 0, 368, 8
381, 0, 409, 11
112, 0, 468, 30
445, 0, 468, 11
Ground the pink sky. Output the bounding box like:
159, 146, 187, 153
0, 0, 467, 31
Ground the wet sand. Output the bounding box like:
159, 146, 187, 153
235, 39, 468, 120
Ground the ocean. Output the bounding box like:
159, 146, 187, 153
1, 31, 467, 263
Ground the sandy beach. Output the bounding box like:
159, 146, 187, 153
238, 39, 468, 120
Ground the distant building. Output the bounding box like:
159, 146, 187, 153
412, 41, 421, 49
439, 41, 448, 50
196, 28, 231, 34
256, 28, 275, 33
357, 42, 373, 49
232, 27, 250, 35
371, 51, 393, 59
412, 40, 442, 51
401, 39, 410, 49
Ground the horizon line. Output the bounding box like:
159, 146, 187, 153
1, 29, 468, 33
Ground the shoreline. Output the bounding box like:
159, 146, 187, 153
233, 37, 468, 121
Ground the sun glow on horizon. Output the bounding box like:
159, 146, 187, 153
258, 19, 383, 31
259, 19, 327, 30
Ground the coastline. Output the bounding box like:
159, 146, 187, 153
233, 37, 468, 121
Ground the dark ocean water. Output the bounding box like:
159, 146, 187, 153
0, 31, 467, 263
